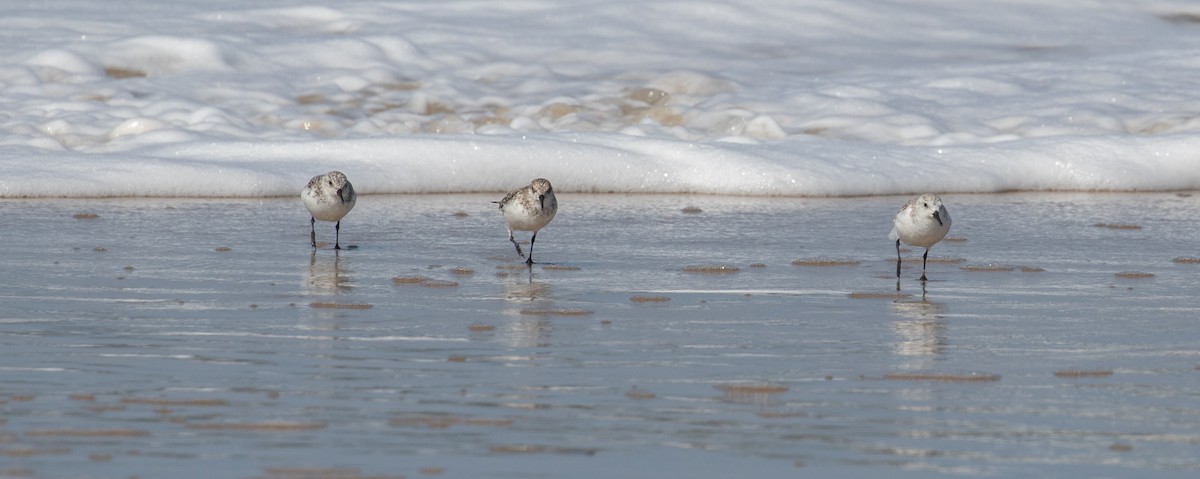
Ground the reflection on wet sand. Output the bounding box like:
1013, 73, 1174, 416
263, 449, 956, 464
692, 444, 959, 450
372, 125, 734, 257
502, 276, 554, 348
890, 299, 948, 359
304, 251, 352, 295
303, 251, 353, 331
888, 299, 950, 405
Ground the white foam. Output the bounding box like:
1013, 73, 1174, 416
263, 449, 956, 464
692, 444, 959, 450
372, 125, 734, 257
1, 1, 1199, 197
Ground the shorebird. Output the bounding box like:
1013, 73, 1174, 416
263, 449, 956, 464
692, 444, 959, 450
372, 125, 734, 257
890, 193, 951, 281
302, 171, 356, 250
495, 178, 557, 264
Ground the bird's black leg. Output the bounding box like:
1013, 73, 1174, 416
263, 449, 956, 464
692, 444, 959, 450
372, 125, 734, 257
310, 217, 317, 248
334, 221, 342, 250
509, 230, 524, 258
920, 248, 929, 281
526, 232, 537, 265
895, 239, 902, 279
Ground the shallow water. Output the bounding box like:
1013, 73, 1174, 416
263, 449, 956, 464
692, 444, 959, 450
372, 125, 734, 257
1, 192, 1199, 478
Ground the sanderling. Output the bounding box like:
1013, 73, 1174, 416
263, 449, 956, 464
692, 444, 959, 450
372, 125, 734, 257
302, 171, 356, 250
890, 193, 951, 281
495, 178, 557, 264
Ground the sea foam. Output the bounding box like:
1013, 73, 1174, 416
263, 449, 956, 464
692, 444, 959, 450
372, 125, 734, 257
1, 1, 1199, 197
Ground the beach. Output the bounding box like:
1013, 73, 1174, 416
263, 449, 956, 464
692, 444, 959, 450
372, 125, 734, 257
1, 192, 1198, 478
4, 1, 1200, 476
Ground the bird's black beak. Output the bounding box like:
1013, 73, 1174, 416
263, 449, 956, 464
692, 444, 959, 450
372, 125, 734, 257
337, 188, 347, 203
538, 194, 545, 209
932, 210, 942, 227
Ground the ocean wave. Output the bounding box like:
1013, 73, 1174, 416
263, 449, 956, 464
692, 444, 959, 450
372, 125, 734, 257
1, 133, 1197, 198
2, 1, 1200, 197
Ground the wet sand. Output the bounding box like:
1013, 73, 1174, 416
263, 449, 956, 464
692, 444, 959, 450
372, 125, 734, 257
1, 192, 1199, 478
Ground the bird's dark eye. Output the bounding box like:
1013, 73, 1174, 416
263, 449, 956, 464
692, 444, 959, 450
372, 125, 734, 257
923, 203, 928, 207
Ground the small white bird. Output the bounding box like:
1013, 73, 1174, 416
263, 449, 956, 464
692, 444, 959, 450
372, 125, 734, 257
890, 193, 951, 281
301, 171, 356, 250
495, 178, 557, 265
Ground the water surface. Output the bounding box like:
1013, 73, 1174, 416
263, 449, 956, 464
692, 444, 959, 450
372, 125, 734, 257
1, 193, 1198, 478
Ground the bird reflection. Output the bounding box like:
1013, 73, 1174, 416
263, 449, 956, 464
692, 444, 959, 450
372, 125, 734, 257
504, 275, 551, 303
890, 299, 948, 358
501, 276, 554, 348
305, 250, 352, 295
889, 299, 949, 403
896, 278, 930, 298
301, 251, 355, 343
